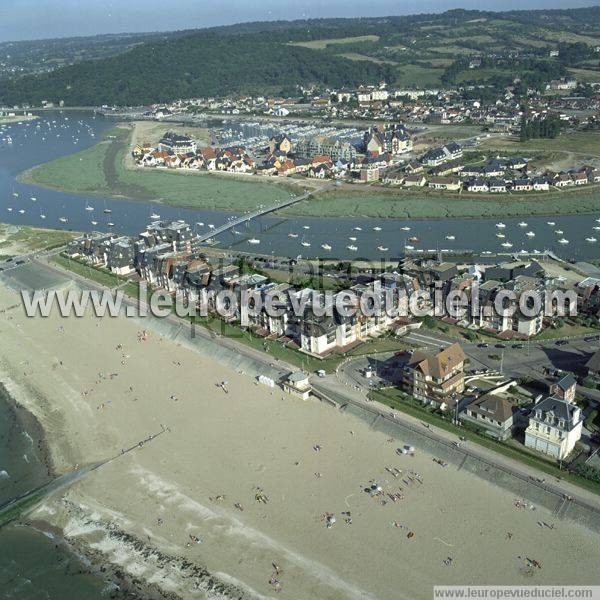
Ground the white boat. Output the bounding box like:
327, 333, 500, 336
303, 225, 310, 230
12, 192, 18, 198
558, 238, 569, 245
6, 207, 12, 212
496, 233, 505, 239
301, 241, 311, 247
496, 222, 506, 229
30, 196, 37, 202
526, 231, 535, 237
85, 203, 94, 211
353, 226, 362, 231
59, 217, 68, 223
555, 230, 563, 235
586, 237, 597, 243
547, 221, 555, 226
107, 222, 115, 227
346, 245, 358, 251
596, 218, 600, 223
18, 209, 26, 214
377, 246, 388, 251
501, 242, 513, 248
208, 224, 215, 230
150, 212, 160, 219
518, 222, 528, 227
373, 226, 382, 231
404, 245, 415, 251
401, 226, 411, 231
248, 238, 260, 245
40, 212, 46, 220
288, 233, 298, 238
321, 243, 332, 251
103, 208, 112, 214
196, 222, 204, 227
349, 236, 357, 241
91, 220, 98, 225
445, 235, 455, 241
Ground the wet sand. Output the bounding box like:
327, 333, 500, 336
0, 281, 599, 599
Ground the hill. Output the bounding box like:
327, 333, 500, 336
1, 6, 600, 106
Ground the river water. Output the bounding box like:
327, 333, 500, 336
0, 111, 599, 597
1, 112, 600, 261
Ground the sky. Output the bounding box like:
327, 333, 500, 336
0, 0, 598, 43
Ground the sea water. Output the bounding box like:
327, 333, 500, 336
0, 385, 108, 598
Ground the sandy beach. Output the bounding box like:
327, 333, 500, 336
0, 279, 599, 599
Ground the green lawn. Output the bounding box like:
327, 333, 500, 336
50, 254, 127, 289
0, 224, 77, 254
290, 35, 380, 49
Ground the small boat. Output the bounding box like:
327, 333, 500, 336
59, 217, 68, 223
150, 212, 160, 219
303, 225, 310, 230
208, 224, 215, 230
496, 222, 506, 229
526, 231, 535, 237
91, 220, 98, 225
85, 203, 94, 211
547, 221, 555, 226
7, 207, 12, 212
518, 222, 528, 227
18, 209, 26, 214
12, 192, 18, 198
248, 238, 260, 245
445, 235, 455, 241
353, 226, 362, 231
377, 246, 389, 251
558, 238, 569, 245
408, 236, 419, 243
103, 208, 112, 214
349, 236, 357, 241
107, 222, 115, 227
555, 230, 563, 235
496, 233, 505, 239
501, 242, 513, 248
594, 226, 600, 231
401, 226, 411, 231
321, 243, 332, 251
586, 237, 597, 243
347, 245, 358, 251
373, 226, 382, 231
404, 245, 415, 251
30, 196, 37, 202
301, 241, 311, 247
288, 233, 298, 238
40, 212, 46, 220
196, 222, 204, 227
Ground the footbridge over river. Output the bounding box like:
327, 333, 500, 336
195, 184, 334, 244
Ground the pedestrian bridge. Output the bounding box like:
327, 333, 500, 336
195, 184, 333, 243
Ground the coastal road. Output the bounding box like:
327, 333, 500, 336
15, 255, 600, 512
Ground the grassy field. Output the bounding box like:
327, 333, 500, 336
290, 35, 379, 49
338, 52, 398, 65
282, 186, 600, 219
0, 223, 76, 256
22, 126, 293, 212
394, 64, 444, 87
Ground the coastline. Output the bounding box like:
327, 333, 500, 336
1, 278, 600, 599
17, 145, 600, 221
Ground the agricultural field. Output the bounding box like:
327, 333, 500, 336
290, 35, 380, 50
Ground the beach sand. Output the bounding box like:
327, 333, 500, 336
0, 281, 599, 599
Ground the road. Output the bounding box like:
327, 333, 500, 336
9, 254, 600, 511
